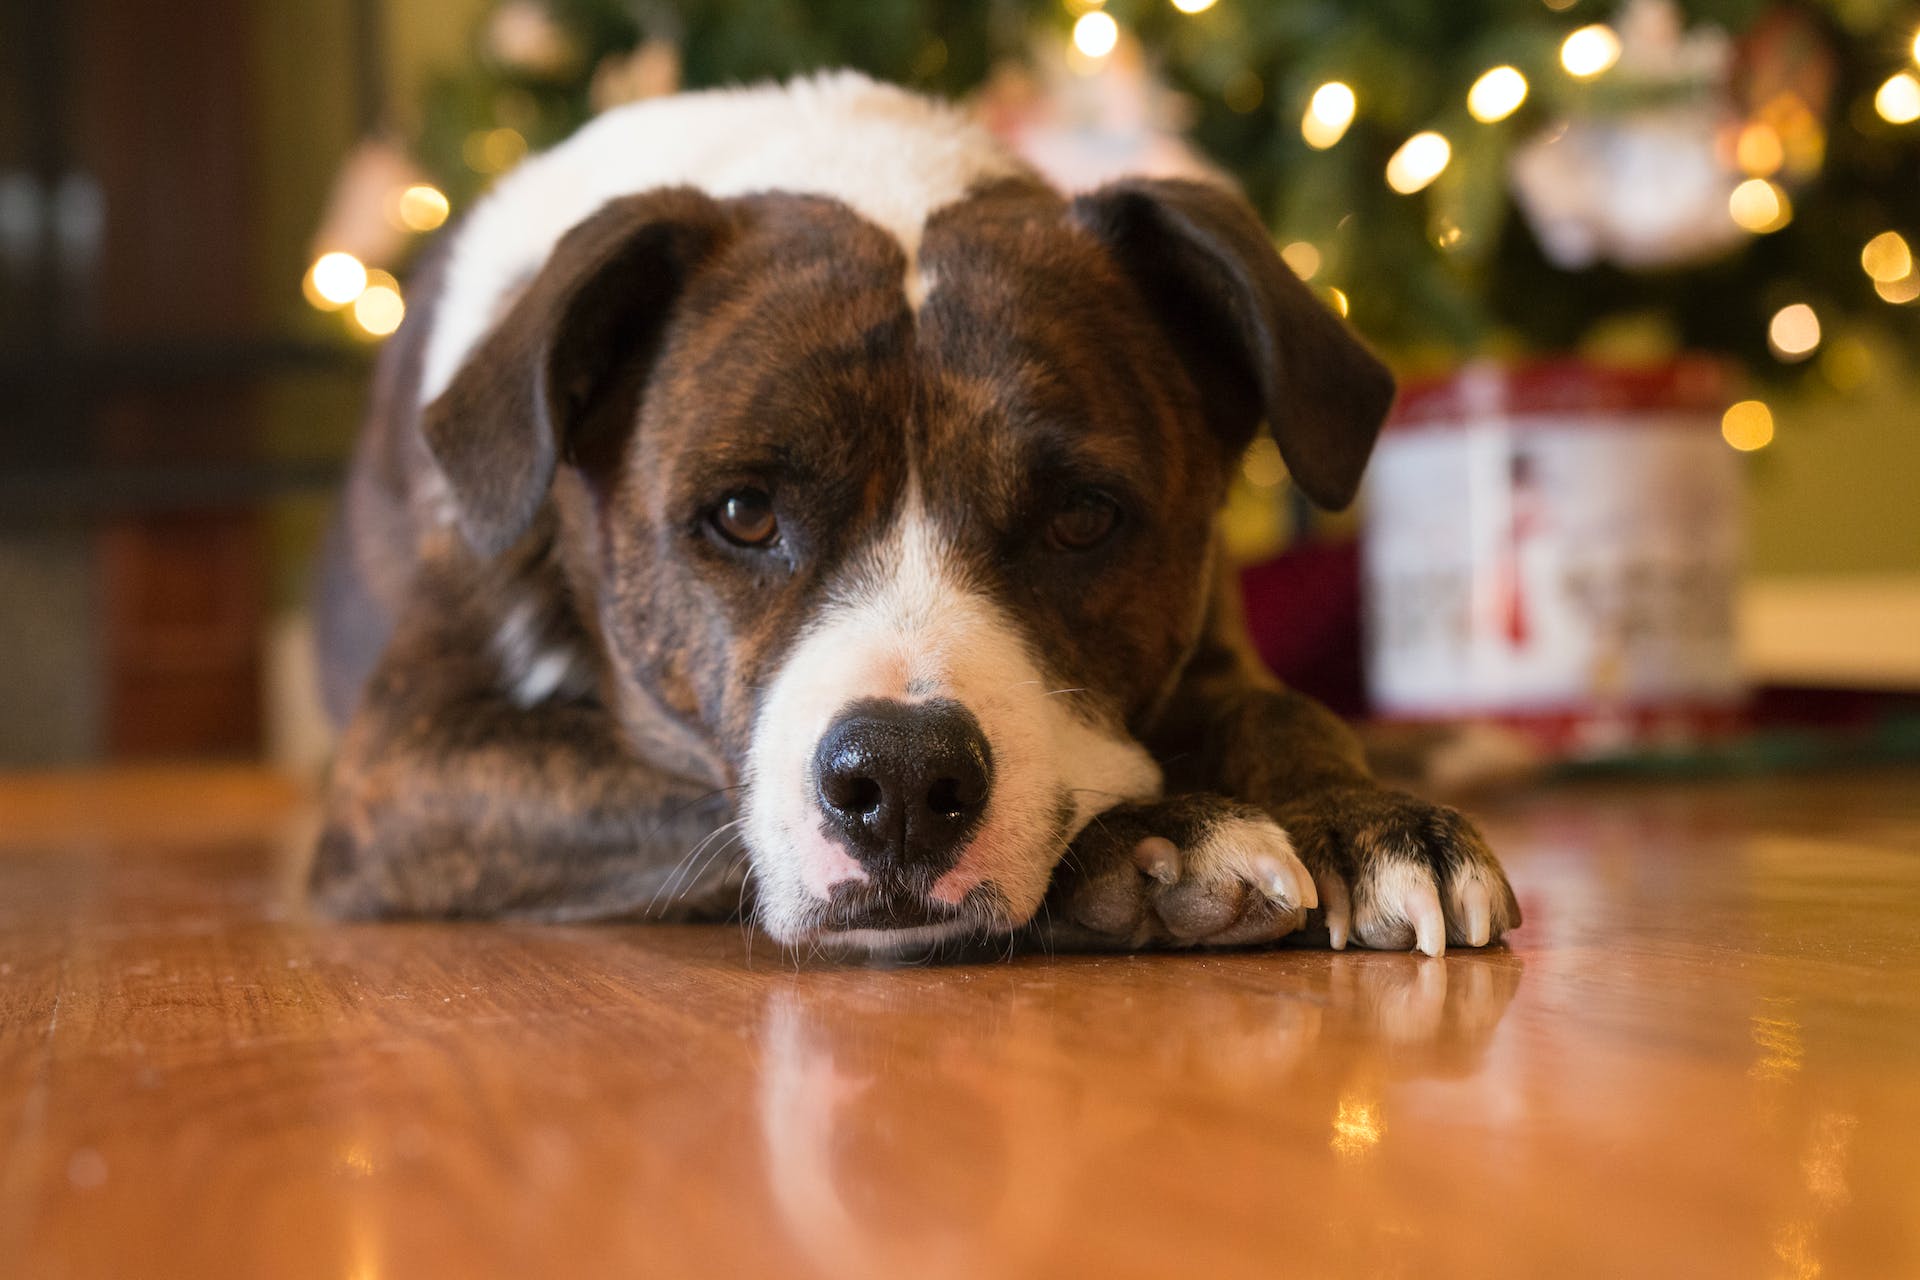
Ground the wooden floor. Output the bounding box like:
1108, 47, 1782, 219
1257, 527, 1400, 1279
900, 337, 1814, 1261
3, 767, 1919, 1279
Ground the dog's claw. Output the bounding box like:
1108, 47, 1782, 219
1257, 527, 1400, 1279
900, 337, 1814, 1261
1250, 852, 1315, 911
1411, 878, 1447, 957
1315, 869, 1351, 950
1132, 836, 1182, 885
1461, 877, 1492, 947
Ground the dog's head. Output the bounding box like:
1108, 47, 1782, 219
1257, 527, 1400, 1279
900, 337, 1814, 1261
422, 176, 1392, 951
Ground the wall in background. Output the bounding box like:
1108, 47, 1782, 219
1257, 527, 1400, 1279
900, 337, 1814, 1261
1752, 367, 1920, 576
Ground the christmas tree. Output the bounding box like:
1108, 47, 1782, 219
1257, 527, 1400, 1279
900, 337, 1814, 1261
317, 0, 1920, 399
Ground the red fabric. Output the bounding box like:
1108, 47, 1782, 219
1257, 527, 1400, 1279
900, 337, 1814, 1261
1238, 540, 1366, 717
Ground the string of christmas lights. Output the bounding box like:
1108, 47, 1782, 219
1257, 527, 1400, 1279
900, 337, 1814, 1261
301, 0, 1920, 460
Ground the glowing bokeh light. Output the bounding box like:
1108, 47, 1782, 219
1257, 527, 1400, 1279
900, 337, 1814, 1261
1560, 25, 1621, 79
1467, 66, 1528, 123
396, 184, 450, 232
1281, 241, 1322, 280
1386, 131, 1451, 194
1767, 304, 1820, 360
1721, 400, 1774, 451
1876, 72, 1920, 124
353, 281, 406, 337
1875, 272, 1920, 304
1072, 11, 1119, 58
1861, 231, 1912, 283
1728, 178, 1791, 233
1735, 123, 1784, 176
1302, 82, 1357, 149
307, 251, 367, 309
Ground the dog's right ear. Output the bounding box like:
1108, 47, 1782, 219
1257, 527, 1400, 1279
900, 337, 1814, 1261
1071, 178, 1394, 511
422, 187, 732, 559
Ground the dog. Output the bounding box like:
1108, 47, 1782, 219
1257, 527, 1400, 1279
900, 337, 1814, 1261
311, 72, 1520, 958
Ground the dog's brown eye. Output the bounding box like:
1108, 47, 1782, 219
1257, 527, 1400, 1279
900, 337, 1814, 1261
713, 489, 778, 547
1048, 491, 1121, 551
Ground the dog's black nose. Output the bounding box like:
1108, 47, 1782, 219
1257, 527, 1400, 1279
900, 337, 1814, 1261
813, 698, 992, 875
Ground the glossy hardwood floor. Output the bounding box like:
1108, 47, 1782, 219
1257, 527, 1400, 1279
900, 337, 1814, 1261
3, 766, 1918, 1279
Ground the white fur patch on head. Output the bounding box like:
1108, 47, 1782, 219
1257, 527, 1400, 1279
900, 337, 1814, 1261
744, 492, 1161, 946
421, 71, 1024, 408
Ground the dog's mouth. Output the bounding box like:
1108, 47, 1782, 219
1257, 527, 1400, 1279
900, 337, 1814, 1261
797, 876, 1014, 950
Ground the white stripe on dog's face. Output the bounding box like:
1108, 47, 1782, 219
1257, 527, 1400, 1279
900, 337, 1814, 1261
743, 489, 1161, 948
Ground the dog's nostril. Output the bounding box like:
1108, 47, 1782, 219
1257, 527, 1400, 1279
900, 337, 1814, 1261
825, 773, 883, 816
925, 775, 965, 818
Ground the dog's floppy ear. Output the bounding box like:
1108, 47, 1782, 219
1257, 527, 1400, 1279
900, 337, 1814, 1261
422, 187, 732, 557
1071, 178, 1395, 510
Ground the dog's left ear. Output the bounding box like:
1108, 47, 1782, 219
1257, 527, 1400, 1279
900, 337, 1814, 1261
1071, 177, 1395, 510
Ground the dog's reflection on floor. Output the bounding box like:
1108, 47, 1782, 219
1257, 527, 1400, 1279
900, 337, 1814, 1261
755, 953, 1523, 1278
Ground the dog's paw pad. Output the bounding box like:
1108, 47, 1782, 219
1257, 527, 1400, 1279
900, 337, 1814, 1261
1150, 814, 1315, 945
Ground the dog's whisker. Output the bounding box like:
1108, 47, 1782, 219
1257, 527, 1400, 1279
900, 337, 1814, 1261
677, 823, 746, 903
646, 818, 744, 916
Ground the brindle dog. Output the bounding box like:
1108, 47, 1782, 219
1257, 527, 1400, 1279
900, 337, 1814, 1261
311, 76, 1520, 958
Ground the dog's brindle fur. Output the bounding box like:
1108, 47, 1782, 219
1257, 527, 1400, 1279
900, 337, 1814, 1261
312, 110, 1520, 955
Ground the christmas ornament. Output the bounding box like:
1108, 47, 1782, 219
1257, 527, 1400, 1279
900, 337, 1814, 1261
1510, 0, 1747, 271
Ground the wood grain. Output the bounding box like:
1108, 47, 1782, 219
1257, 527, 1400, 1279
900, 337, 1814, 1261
2, 767, 1918, 1278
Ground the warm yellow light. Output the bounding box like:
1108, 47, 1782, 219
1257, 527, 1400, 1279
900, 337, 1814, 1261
1467, 66, 1528, 123
1768, 303, 1820, 360
1721, 400, 1774, 452
1861, 231, 1913, 283
353, 284, 406, 337
1386, 131, 1451, 194
396, 184, 450, 233
1735, 123, 1784, 176
1281, 241, 1322, 280
1072, 11, 1119, 58
1171, 0, 1217, 12
1302, 82, 1357, 150
1327, 286, 1350, 317
1875, 272, 1920, 304
1561, 25, 1622, 79
1912, 29, 1920, 65
1877, 72, 1920, 124
307, 251, 367, 309
1331, 1094, 1384, 1159
1241, 437, 1286, 487
1728, 178, 1791, 233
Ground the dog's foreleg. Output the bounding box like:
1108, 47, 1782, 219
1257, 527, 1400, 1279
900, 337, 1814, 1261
311, 601, 745, 923
1049, 562, 1520, 955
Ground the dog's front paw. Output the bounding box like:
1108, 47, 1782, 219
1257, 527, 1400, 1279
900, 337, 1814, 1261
1277, 788, 1521, 957
1053, 796, 1317, 948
